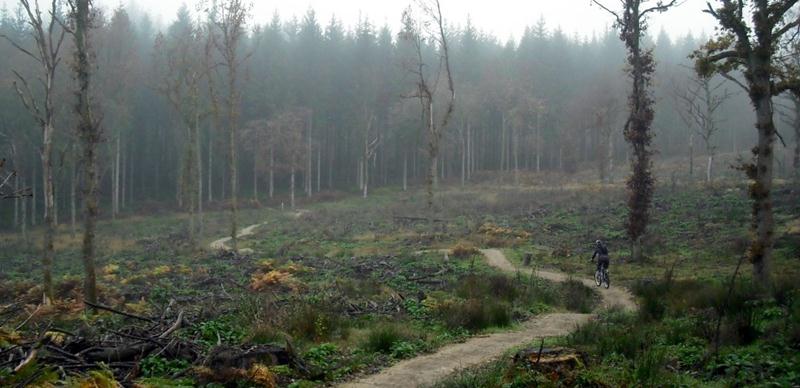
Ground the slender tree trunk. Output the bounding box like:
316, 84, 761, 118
41, 122, 55, 303
14, 173, 19, 228
307, 115, 313, 198
513, 123, 519, 185
689, 132, 694, 180
536, 112, 542, 172
121, 145, 126, 210
316, 147, 321, 193
113, 135, 120, 219
21, 180, 28, 243
208, 136, 213, 203
75, 0, 98, 307
403, 151, 408, 192
71, 157, 77, 237
31, 170, 37, 226
608, 130, 615, 184
707, 153, 713, 183
253, 155, 258, 200
269, 147, 274, 199
500, 112, 506, 172
290, 168, 296, 209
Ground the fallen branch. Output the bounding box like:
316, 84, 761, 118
83, 300, 155, 323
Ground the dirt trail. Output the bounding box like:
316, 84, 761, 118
209, 223, 263, 251
342, 249, 635, 388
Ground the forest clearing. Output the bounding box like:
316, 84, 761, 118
1, 0, 800, 386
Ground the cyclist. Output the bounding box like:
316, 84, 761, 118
591, 239, 610, 274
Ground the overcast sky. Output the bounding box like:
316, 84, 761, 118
3, 0, 716, 41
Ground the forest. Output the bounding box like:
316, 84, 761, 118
0, 0, 799, 387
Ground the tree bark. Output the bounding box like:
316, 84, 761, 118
41, 122, 55, 303
75, 0, 98, 306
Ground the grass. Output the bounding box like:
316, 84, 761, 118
0, 176, 797, 386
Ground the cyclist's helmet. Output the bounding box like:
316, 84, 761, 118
595, 239, 602, 247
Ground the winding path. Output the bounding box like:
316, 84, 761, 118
209, 223, 264, 251
341, 249, 635, 388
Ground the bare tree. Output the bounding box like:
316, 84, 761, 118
593, 0, 678, 261
2, 0, 68, 304
207, 0, 250, 251
362, 110, 379, 198
155, 8, 209, 245
693, 0, 800, 286
401, 0, 455, 211
673, 74, 733, 183
69, 0, 100, 306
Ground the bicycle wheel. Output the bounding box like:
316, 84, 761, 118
595, 270, 602, 286
603, 270, 610, 289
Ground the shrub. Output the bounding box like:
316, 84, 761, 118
286, 303, 347, 343
561, 279, 596, 313
457, 274, 517, 302
436, 298, 512, 331
450, 242, 480, 259
364, 324, 408, 354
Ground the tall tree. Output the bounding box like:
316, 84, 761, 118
1, 0, 67, 303
593, 0, 678, 261
401, 0, 455, 211
693, 0, 800, 286
71, 0, 100, 306
207, 0, 250, 251
155, 5, 207, 244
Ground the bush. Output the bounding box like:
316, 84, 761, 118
450, 242, 480, 259
286, 303, 347, 343
457, 274, 517, 302
561, 279, 596, 313
364, 324, 408, 354
436, 298, 512, 331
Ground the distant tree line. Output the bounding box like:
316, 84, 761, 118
0, 2, 796, 231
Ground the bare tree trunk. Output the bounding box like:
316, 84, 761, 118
41, 122, 55, 303
608, 131, 615, 183
307, 115, 313, 198
113, 135, 120, 219
363, 156, 369, 199
121, 145, 126, 210
208, 136, 213, 203
500, 112, 506, 172
513, 122, 519, 185
403, 152, 408, 192
689, 132, 694, 180
253, 155, 258, 200
21, 180, 27, 243
536, 112, 542, 172
707, 154, 713, 184
228, 119, 237, 250
316, 146, 321, 193
76, 0, 98, 306
358, 160, 363, 191
31, 170, 37, 227
269, 147, 274, 199
749, 83, 777, 287
14, 173, 19, 228
71, 155, 77, 237
290, 168, 295, 209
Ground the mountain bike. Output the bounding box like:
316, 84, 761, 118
594, 265, 610, 289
